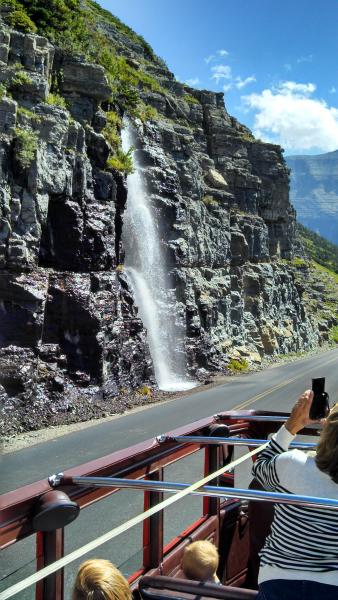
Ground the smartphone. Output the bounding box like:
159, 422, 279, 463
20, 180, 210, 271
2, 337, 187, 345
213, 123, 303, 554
309, 378, 330, 420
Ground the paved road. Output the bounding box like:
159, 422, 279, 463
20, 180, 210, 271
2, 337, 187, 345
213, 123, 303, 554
1, 347, 338, 599
2, 346, 338, 494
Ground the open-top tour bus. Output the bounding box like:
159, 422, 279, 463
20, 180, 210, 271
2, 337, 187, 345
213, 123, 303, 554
1, 409, 337, 600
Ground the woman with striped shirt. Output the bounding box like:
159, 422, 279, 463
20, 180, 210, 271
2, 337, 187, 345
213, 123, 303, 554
252, 389, 338, 600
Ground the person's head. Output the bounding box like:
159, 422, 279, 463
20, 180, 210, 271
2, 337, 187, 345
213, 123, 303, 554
72, 559, 132, 600
316, 403, 338, 483
182, 540, 219, 582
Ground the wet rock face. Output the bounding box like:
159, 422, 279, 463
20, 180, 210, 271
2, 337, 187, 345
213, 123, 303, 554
0, 20, 324, 434
129, 89, 317, 371
0, 26, 153, 435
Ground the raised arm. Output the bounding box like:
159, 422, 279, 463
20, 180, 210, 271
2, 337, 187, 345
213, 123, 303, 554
252, 390, 315, 491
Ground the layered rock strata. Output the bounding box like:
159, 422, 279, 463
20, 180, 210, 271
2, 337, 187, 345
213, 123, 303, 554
0, 20, 325, 435
0, 27, 153, 434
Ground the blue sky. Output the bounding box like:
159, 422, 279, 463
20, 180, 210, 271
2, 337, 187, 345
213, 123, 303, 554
98, 0, 338, 155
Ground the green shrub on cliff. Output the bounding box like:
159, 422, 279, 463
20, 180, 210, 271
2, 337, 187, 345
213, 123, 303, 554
228, 358, 249, 372
184, 94, 200, 105
330, 326, 338, 344
11, 69, 33, 87
102, 110, 122, 150
46, 93, 68, 110
107, 147, 134, 175
14, 127, 38, 168
17, 105, 41, 123
0, 0, 37, 33
131, 102, 159, 123
1, 0, 165, 117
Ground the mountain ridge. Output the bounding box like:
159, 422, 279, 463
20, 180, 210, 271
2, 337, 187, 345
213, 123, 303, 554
286, 149, 338, 245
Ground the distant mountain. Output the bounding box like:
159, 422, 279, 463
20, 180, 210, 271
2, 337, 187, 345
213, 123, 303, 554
297, 223, 338, 274
286, 150, 338, 245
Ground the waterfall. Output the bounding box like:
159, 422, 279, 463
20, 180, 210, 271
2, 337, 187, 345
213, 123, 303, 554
121, 122, 195, 392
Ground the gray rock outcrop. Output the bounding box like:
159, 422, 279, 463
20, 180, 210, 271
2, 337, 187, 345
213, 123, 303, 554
0, 27, 153, 435
0, 18, 328, 435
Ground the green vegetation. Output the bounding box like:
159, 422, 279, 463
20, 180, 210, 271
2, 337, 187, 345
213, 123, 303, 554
136, 385, 152, 397
183, 94, 199, 105
17, 105, 41, 122
311, 260, 338, 285
298, 223, 338, 274
290, 257, 307, 268
12, 69, 33, 87
329, 326, 338, 344
132, 102, 159, 123
106, 147, 134, 175
14, 127, 38, 168
1, 0, 166, 116
2, 0, 90, 53
102, 110, 122, 150
202, 195, 219, 207
0, 83, 7, 100
290, 257, 338, 348
86, 0, 156, 60
46, 92, 68, 110
239, 132, 255, 142
228, 358, 249, 372
0, 0, 37, 32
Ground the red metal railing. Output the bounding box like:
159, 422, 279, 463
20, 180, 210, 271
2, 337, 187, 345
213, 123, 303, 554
0, 410, 291, 599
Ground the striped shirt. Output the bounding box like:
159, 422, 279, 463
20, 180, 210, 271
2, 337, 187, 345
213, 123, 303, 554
252, 425, 338, 586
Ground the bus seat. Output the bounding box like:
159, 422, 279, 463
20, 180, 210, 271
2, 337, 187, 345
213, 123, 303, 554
139, 575, 258, 600
244, 478, 274, 589
147, 516, 219, 579
219, 502, 250, 587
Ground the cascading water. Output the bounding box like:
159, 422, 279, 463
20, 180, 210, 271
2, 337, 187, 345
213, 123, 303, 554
121, 122, 195, 391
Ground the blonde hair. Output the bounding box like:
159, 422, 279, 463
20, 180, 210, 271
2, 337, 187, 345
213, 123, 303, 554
316, 404, 338, 484
182, 540, 219, 582
72, 559, 132, 600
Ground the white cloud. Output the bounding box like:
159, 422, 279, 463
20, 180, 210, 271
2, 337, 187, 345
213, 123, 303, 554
279, 81, 316, 95
204, 54, 214, 64
223, 83, 233, 92
211, 64, 232, 84
205, 49, 229, 64
235, 75, 256, 89
297, 54, 313, 63
185, 77, 200, 86
329, 86, 337, 94
242, 80, 338, 152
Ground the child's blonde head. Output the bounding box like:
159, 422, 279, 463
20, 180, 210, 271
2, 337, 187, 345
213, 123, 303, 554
72, 559, 132, 600
182, 540, 219, 582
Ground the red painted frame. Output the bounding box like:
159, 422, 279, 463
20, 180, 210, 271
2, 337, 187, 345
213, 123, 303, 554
0, 410, 293, 599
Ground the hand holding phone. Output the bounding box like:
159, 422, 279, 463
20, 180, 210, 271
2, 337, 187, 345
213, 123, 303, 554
309, 378, 330, 420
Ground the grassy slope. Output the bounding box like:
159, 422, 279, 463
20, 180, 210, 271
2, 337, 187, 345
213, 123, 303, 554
289, 226, 338, 344
297, 223, 338, 274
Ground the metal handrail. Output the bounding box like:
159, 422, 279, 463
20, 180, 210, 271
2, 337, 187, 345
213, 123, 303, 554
215, 414, 289, 422
158, 435, 317, 449
51, 475, 338, 510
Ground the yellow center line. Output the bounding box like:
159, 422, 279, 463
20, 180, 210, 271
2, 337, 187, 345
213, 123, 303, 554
231, 354, 338, 411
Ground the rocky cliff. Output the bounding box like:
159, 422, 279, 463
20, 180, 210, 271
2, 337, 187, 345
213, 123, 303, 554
286, 150, 338, 245
0, 2, 332, 435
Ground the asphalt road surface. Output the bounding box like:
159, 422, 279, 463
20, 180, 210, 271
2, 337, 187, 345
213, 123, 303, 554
1, 347, 338, 599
